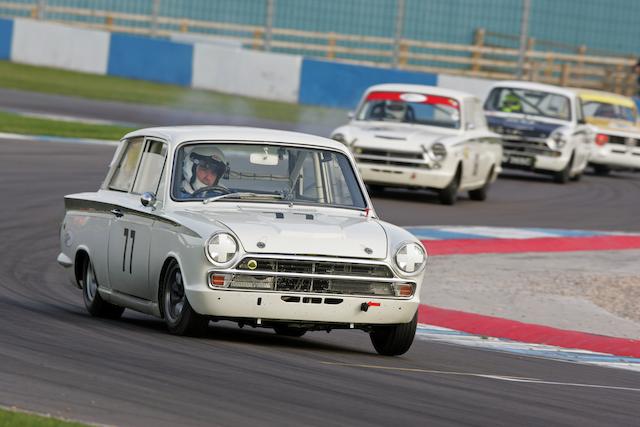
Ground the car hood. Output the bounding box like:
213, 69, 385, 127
586, 117, 640, 135
487, 115, 564, 139
175, 207, 388, 259
347, 122, 456, 151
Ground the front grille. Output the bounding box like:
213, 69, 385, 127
355, 148, 427, 168
502, 137, 554, 155
607, 135, 640, 147
218, 257, 403, 297
236, 258, 393, 278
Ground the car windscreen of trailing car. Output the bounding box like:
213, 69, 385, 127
172, 142, 367, 209
356, 91, 461, 129
485, 87, 572, 121
582, 100, 636, 123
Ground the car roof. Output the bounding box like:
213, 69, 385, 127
488, 80, 577, 99
122, 126, 348, 152
363, 83, 476, 101
568, 88, 636, 108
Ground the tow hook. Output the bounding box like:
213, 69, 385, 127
360, 301, 381, 312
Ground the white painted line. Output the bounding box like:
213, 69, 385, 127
321, 362, 640, 392
437, 226, 554, 239
0, 132, 118, 146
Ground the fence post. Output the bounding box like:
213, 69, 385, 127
399, 41, 409, 68
392, 0, 406, 68
253, 30, 264, 50
544, 52, 554, 81
327, 33, 337, 59
516, 0, 531, 79
264, 0, 275, 52
472, 28, 485, 72
576, 45, 586, 84
151, 0, 160, 37
560, 63, 571, 86
34, 0, 46, 20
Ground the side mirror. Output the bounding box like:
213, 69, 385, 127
347, 111, 355, 119
141, 192, 157, 209
577, 118, 587, 125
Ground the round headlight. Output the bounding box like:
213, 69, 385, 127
551, 132, 567, 149
205, 233, 238, 265
395, 242, 427, 274
429, 143, 447, 162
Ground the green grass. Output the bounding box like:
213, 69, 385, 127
0, 110, 135, 140
0, 407, 88, 426
0, 60, 345, 124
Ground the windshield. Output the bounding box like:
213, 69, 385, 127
172, 142, 367, 209
485, 87, 572, 121
582, 100, 636, 123
356, 91, 460, 129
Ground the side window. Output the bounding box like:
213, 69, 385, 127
132, 139, 168, 195
109, 137, 144, 192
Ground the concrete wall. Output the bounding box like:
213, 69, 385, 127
0, 18, 12, 60
192, 44, 301, 103
299, 59, 438, 109
10, 19, 109, 74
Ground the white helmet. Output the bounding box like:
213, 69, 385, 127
385, 101, 408, 121
182, 145, 227, 193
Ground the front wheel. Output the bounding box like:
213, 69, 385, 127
592, 164, 610, 176
369, 312, 418, 356
553, 153, 574, 184
439, 167, 461, 205
82, 257, 125, 319
161, 261, 209, 336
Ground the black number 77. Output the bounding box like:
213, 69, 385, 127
122, 228, 136, 274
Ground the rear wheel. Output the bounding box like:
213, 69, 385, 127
82, 257, 124, 319
370, 312, 418, 356
161, 260, 209, 336
273, 325, 307, 337
439, 166, 461, 205
468, 166, 494, 201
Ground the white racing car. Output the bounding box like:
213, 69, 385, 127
57, 126, 427, 356
330, 84, 502, 205
484, 81, 592, 183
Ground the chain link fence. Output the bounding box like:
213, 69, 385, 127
0, 0, 638, 93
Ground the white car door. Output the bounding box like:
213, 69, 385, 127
106, 137, 167, 300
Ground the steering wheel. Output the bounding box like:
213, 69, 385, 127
191, 185, 231, 198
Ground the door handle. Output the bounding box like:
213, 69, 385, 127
110, 208, 124, 218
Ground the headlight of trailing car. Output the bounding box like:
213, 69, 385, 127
395, 242, 427, 274
428, 142, 447, 162
205, 232, 238, 265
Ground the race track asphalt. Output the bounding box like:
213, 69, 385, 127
0, 138, 639, 426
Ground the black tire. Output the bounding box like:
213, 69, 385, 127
273, 325, 307, 337
82, 257, 125, 319
592, 164, 611, 176
370, 312, 418, 356
553, 153, 573, 184
468, 166, 494, 201
439, 166, 461, 205
161, 260, 209, 336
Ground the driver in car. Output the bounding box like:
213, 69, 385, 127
182, 146, 228, 196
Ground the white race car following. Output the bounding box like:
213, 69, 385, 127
484, 81, 592, 183
57, 126, 427, 356
572, 88, 640, 174
331, 84, 502, 205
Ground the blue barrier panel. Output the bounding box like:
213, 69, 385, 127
107, 34, 193, 86
0, 18, 13, 60
298, 59, 438, 109
634, 97, 640, 112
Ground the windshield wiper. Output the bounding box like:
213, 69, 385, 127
203, 192, 286, 204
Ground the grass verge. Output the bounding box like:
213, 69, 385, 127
0, 407, 88, 426
0, 110, 135, 140
0, 60, 345, 124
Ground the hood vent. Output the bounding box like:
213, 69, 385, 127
375, 135, 406, 141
